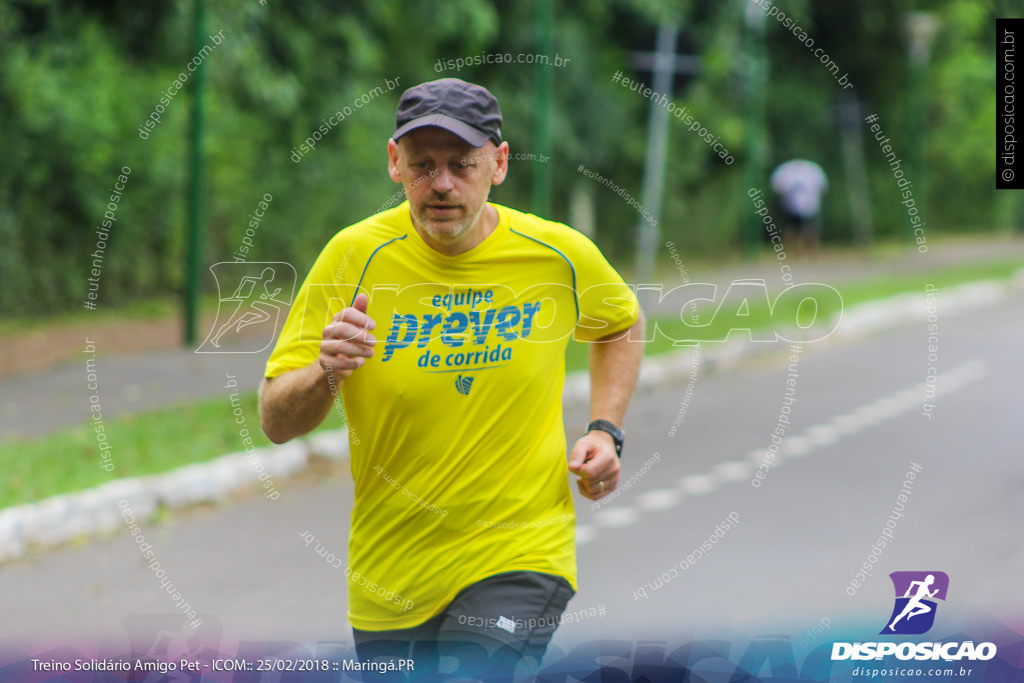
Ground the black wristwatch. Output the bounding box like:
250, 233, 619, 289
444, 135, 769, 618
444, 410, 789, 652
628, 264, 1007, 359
586, 419, 625, 458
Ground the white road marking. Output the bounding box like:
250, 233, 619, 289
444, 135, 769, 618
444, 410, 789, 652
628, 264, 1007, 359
781, 436, 813, 457
593, 506, 642, 528
713, 461, 753, 481
677, 474, 717, 495
804, 424, 840, 447
746, 448, 768, 465
850, 404, 888, 426
636, 488, 684, 511
828, 413, 868, 436
577, 359, 990, 541
892, 388, 922, 405
873, 395, 911, 417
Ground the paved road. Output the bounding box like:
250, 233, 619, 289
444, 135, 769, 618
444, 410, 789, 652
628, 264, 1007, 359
1, 284, 1019, 661
564, 294, 1021, 643
3, 236, 1021, 440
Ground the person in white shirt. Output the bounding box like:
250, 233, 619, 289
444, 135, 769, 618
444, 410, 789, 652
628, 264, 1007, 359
770, 159, 828, 257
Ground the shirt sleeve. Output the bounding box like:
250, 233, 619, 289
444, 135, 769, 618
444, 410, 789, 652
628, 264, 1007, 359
564, 230, 641, 342
264, 235, 360, 378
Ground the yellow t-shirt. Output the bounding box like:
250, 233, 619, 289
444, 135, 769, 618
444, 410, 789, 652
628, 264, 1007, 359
264, 202, 639, 630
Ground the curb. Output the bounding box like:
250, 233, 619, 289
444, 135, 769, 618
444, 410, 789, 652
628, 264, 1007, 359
1, 271, 1020, 563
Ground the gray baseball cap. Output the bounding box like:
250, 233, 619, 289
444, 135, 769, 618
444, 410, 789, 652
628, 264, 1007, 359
393, 78, 502, 147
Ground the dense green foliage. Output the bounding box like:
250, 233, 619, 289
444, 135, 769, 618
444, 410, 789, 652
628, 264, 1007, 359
0, 0, 1008, 314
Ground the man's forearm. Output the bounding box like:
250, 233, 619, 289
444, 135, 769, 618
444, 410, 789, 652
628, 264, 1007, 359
588, 312, 645, 424
259, 362, 337, 443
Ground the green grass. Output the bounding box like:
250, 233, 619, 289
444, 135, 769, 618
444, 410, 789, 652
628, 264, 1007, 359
0, 391, 258, 508
810, 259, 1023, 303
0, 294, 224, 336
565, 258, 1023, 376
2, 257, 1020, 508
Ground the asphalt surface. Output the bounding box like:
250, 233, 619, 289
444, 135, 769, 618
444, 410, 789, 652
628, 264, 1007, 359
1, 280, 1019, 659
2, 237, 1021, 440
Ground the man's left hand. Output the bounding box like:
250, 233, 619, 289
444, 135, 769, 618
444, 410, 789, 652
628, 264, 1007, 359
568, 431, 620, 501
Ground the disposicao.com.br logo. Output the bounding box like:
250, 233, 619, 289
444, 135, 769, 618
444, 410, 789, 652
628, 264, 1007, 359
831, 571, 997, 662
881, 571, 948, 635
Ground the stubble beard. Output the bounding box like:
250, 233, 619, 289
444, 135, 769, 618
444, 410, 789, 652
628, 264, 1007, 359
411, 194, 489, 246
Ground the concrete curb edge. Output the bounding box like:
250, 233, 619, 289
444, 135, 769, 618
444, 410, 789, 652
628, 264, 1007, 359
1, 271, 1020, 563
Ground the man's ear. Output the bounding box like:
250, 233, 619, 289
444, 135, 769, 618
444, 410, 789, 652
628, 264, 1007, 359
491, 141, 510, 186
387, 138, 402, 183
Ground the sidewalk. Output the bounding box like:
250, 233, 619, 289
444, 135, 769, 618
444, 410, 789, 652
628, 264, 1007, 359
2, 235, 1021, 442
1, 235, 1022, 562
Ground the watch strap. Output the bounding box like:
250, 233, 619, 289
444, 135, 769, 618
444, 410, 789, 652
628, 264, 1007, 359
586, 419, 624, 457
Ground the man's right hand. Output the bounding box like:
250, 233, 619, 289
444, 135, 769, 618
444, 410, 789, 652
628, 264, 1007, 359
319, 292, 377, 379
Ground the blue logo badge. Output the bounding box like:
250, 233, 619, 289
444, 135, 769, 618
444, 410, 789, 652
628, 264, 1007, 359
880, 571, 949, 635
455, 375, 474, 395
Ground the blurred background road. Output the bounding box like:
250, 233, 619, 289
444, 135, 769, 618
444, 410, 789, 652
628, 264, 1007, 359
2, 238, 1020, 439
1, 279, 1019, 653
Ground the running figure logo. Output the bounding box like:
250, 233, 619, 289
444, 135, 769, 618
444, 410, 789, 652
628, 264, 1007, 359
197, 262, 296, 353
880, 571, 949, 635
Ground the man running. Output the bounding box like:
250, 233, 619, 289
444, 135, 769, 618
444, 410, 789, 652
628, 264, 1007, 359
888, 574, 939, 631
209, 267, 285, 347
260, 78, 644, 680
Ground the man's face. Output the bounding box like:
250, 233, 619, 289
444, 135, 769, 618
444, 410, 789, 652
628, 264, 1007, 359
388, 127, 508, 248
